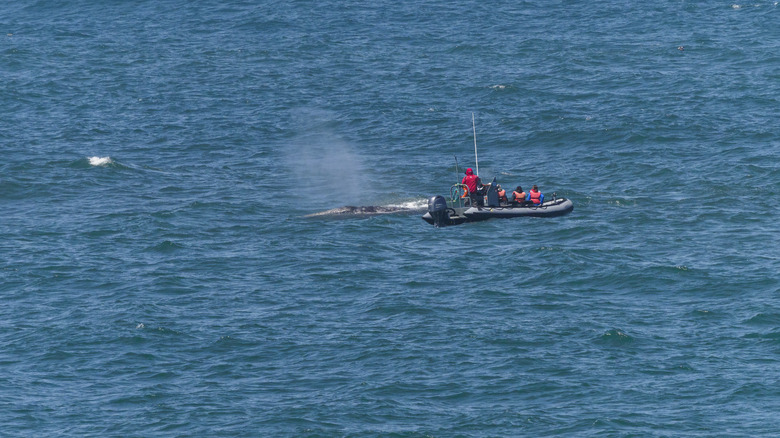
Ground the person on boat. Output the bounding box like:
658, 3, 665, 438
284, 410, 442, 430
512, 186, 527, 205
496, 184, 508, 205
461, 168, 482, 206
526, 185, 544, 205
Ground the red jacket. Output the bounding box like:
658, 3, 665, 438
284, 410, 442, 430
462, 174, 479, 194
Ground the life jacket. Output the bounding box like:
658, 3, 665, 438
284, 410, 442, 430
497, 189, 507, 202
513, 191, 526, 201
461, 174, 479, 194
529, 190, 542, 204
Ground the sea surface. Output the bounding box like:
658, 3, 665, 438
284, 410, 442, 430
2, 1, 779, 436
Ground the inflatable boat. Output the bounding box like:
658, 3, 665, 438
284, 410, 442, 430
422, 178, 573, 227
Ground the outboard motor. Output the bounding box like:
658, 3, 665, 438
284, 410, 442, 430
427, 195, 449, 227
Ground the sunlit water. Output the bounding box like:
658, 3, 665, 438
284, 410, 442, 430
2, 1, 779, 436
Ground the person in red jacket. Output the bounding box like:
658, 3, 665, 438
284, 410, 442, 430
461, 168, 482, 206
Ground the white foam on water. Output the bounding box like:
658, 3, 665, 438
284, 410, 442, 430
88, 156, 113, 166
386, 199, 428, 210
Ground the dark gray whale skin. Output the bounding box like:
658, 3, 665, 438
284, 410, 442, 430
305, 205, 423, 218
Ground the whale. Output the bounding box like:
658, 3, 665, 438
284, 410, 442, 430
305, 205, 424, 218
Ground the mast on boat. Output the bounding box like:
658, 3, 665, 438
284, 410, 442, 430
472, 112, 479, 176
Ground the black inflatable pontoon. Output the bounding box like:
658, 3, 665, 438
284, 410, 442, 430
422, 177, 573, 227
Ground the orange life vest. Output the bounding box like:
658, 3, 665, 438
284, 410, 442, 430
529, 190, 541, 204
513, 191, 526, 201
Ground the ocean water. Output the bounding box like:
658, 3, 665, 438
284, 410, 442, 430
2, 1, 779, 436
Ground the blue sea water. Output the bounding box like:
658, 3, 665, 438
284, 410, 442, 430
2, 1, 780, 436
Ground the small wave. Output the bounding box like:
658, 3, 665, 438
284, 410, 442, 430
597, 329, 635, 346
743, 331, 780, 341
88, 156, 113, 166
490, 84, 519, 92
148, 240, 185, 252
744, 313, 780, 326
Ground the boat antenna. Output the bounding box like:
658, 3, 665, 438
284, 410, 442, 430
472, 112, 479, 176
